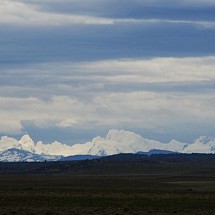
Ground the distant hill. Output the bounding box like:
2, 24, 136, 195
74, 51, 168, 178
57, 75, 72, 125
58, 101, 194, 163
0, 153, 215, 175
137, 149, 177, 155
60, 154, 101, 161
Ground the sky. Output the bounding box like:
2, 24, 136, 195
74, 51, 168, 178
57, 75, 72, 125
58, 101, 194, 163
0, 0, 215, 144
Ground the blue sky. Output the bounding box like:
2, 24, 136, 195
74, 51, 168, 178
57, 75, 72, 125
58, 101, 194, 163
0, 0, 215, 144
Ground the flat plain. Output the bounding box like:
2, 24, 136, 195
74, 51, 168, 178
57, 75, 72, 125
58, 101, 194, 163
0, 154, 214, 215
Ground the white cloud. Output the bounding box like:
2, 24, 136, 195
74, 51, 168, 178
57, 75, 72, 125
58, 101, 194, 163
113, 19, 215, 29
2, 56, 215, 100
79, 56, 215, 83
1, 56, 215, 134
1, 1, 214, 28
0, 1, 113, 25
2, 57, 215, 96
0, 91, 215, 134
0, 96, 80, 133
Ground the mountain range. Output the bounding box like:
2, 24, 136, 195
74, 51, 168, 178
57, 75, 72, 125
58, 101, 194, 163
0, 129, 215, 162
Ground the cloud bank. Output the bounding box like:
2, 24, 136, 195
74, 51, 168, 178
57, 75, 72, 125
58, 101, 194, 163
0, 1, 215, 143
1, 57, 215, 142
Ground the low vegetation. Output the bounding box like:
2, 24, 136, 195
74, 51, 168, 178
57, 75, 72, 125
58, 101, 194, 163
0, 154, 214, 214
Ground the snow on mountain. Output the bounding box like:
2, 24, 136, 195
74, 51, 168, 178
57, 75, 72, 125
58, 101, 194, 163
0, 135, 74, 157
70, 129, 188, 156
0, 136, 21, 151
0, 129, 214, 161
0, 135, 36, 153
69, 130, 147, 156
35, 141, 74, 156
0, 148, 61, 162
195, 136, 215, 144
19, 135, 36, 153
69, 130, 215, 156
161, 139, 187, 152
183, 136, 215, 153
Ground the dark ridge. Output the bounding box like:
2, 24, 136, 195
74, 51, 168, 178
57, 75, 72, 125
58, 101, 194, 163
60, 154, 101, 161
137, 149, 177, 155
0, 153, 215, 175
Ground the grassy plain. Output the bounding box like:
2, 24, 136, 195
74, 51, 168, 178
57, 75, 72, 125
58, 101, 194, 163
0, 154, 215, 214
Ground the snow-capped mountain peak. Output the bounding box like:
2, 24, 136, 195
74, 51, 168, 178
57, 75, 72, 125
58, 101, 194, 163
19, 135, 35, 146
183, 136, 215, 153
0, 129, 214, 162
0, 136, 20, 151
74, 130, 215, 156
106, 129, 143, 144
193, 136, 215, 144
19, 134, 35, 153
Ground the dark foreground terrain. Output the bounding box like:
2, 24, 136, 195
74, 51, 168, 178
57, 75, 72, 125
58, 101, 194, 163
0, 154, 215, 215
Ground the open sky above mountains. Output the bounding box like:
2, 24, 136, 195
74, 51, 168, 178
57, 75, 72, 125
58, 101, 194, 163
0, 0, 215, 144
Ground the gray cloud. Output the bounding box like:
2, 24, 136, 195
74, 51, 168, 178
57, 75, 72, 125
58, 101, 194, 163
19, 0, 215, 12
1, 57, 215, 98
1, 21, 215, 67
1, 1, 215, 26
0, 1, 215, 143
1, 57, 215, 140
12, 0, 214, 29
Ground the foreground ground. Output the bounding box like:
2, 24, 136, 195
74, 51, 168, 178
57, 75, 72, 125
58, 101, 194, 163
0, 154, 214, 214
